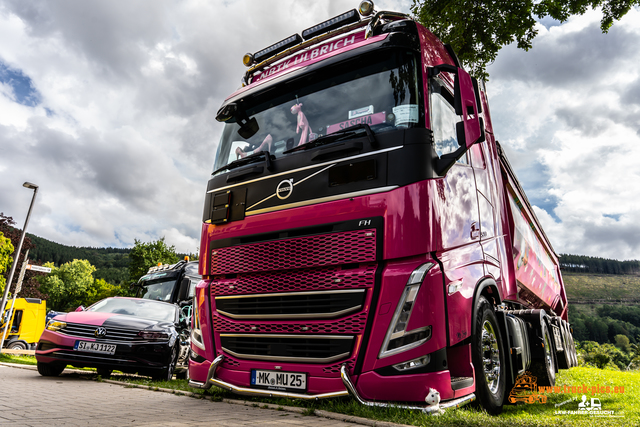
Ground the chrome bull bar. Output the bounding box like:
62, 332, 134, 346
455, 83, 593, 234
188, 354, 476, 413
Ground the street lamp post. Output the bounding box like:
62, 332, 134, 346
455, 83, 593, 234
0, 183, 39, 330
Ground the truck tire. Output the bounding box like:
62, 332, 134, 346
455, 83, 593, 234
564, 321, 578, 367
8, 341, 27, 350
472, 296, 506, 414
530, 320, 556, 386
555, 319, 571, 370
37, 361, 66, 377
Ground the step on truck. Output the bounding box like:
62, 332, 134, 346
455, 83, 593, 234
188, 1, 578, 414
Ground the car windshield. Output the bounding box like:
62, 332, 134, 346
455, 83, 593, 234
137, 279, 176, 302
88, 298, 177, 322
213, 49, 422, 174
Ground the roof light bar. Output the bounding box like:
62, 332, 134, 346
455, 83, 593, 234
301, 9, 360, 40
252, 34, 303, 65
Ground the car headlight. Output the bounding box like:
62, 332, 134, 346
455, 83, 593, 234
138, 331, 170, 340
46, 320, 67, 332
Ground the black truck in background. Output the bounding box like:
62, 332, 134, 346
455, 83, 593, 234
134, 258, 200, 378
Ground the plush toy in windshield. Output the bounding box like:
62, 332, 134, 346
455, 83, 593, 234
235, 134, 273, 159
291, 103, 311, 146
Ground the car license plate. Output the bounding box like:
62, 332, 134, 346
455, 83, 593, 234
251, 369, 306, 392
74, 341, 116, 355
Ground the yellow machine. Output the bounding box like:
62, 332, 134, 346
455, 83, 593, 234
1, 298, 46, 350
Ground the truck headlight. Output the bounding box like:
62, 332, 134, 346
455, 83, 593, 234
379, 263, 433, 358
191, 296, 205, 351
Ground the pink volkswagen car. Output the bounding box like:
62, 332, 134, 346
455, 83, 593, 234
36, 297, 189, 380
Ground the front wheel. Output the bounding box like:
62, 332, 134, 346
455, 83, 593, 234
9, 341, 27, 350
37, 361, 66, 377
471, 296, 506, 414
152, 345, 177, 381
96, 368, 112, 378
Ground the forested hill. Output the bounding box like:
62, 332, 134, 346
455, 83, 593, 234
27, 233, 131, 284
559, 254, 640, 275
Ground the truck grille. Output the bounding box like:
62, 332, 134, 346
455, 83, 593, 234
61, 323, 141, 341
220, 334, 354, 363
215, 289, 365, 319
210, 225, 379, 371
211, 229, 376, 274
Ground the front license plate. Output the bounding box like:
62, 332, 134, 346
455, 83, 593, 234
74, 341, 116, 355
251, 369, 307, 392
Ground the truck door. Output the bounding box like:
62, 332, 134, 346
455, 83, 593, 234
468, 143, 501, 277
430, 74, 483, 346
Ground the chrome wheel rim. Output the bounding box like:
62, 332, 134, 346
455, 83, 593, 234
481, 320, 501, 394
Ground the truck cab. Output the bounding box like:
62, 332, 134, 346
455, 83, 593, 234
135, 259, 200, 306
189, 1, 576, 414
1, 298, 46, 350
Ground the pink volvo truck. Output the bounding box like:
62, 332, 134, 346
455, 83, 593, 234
188, 1, 577, 414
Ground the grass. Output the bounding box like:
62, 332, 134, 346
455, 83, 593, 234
0, 353, 39, 365
563, 272, 640, 301
3, 355, 637, 426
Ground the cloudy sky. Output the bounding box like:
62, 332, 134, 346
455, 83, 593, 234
0, 1, 638, 261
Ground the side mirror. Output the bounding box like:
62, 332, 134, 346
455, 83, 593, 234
429, 64, 486, 176
75, 306, 85, 312
177, 278, 190, 302
453, 68, 483, 149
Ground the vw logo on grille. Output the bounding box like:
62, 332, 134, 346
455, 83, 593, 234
276, 179, 293, 200
94, 327, 107, 338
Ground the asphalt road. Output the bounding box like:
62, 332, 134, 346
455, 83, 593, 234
0, 364, 369, 427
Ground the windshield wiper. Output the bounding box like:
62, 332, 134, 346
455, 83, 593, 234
283, 123, 376, 155
212, 150, 272, 175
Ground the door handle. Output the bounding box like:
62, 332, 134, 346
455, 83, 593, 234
470, 222, 481, 240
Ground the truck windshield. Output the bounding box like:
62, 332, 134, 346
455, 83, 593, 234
213, 49, 422, 174
137, 279, 176, 302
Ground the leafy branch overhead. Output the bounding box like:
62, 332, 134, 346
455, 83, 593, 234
411, 0, 640, 79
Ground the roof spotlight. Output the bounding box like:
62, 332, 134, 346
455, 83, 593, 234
358, 0, 375, 16
243, 53, 254, 67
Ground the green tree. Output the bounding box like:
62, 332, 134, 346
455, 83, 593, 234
412, 0, 640, 79
0, 232, 14, 295
38, 259, 97, 311
615, 334, 631, 352
128, 238, 179, 282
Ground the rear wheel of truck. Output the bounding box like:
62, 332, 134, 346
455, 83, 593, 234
530, 320, 556, 386
555, 319, 571, 370
472, 296, 506, 414
37, 361, 66, 377
564, 321, 578, 367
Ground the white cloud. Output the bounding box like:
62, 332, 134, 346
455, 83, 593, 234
488, 8, 640, 260
1, 0, 638, 262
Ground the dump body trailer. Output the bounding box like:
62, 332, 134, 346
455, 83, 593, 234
189, 2, 576, 414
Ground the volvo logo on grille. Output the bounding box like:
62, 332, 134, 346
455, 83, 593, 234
276, 179, 294, 200
94, 327, 107, 338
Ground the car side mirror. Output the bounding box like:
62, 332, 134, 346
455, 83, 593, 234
75, 306, 85, 312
